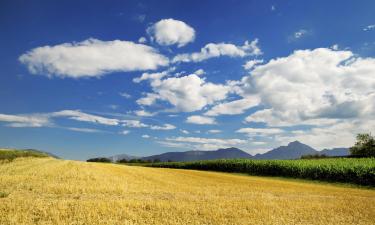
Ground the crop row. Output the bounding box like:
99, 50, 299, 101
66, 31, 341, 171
145, 158, 375, 186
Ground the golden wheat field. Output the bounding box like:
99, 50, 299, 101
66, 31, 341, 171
0, 157, 374, 225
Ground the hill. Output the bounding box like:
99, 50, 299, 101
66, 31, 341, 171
0, 148, 56, 161
107, 141, 350, 162
254, 141, 317, 159
320, 147, 350, 156
141, 147, 252, 162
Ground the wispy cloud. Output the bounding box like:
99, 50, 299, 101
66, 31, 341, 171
363, 24, 375, 31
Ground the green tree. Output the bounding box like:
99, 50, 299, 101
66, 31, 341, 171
350, 133, 375, 157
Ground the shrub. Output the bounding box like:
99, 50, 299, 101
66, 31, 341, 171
86, 157, 111, 163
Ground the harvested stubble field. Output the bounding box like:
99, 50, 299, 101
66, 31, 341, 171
0, 157, 374, 225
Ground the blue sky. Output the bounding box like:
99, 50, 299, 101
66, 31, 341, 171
1, 0, 375, 160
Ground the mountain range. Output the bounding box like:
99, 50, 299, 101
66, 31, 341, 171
108, 141, 349, 162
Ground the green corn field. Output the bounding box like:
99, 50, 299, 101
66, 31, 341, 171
145, 158, 375, 186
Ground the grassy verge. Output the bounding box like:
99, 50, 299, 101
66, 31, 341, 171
0, 149, 50, 161
141, 158, 375, 186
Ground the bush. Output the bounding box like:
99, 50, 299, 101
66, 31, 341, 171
86, 157, 111, 163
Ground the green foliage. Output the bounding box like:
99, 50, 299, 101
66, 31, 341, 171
145, 158, 375, 186
86, 157, 111, 163
350, 133, 375, 157
118, 158, 161, 164
301, 154, 328, 159
0, 149, 49, 161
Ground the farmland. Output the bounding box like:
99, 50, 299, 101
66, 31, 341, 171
144, 158, 375, 186
1, 157, 375, 225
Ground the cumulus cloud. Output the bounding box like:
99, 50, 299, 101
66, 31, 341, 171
19, 38, 169, 78
243, 48, 375, 124
243, 59, 264, 70
142, 134, 150, 138
240, 47, 375, 147
137, 73, 231, 112
173, 39, 262, 63
186, 115, 216, 125
204, 96, 260, 116
147, 18, 195, 47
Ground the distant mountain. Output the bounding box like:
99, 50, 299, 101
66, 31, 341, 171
109, 154, 140, 162
254, 141, 317, 160
319, 148, 349, 156
141, 147, 252, 162
106, 141, 350, 162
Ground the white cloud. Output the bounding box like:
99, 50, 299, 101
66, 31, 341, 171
163, 136, 247, 150
134, 110, 156, 117
207, 129, 221, 133
194, 69, 205, 76
294, 29, 308, 39
138, 37, 147, 43
204, 96, 260, 116
142, 134, 150, 138
363, 24, 375, 31
150, 123, 176, 130
137, 73, 231, 112
133, 70, 169, 83
121, 119, 148, 128
186, 115, 216, 125
136, 93, 160, 106
119, 92, 131, 99
67, 127, 102, 133
240, 47, 375, 148
243, 59, 263, 70
180, 129, 189, 134
52, 110, 119, 126
274, 119, 375, 149
236, 127, 284, 135
173, 39, 262, 63
19, 38, 169, 78
0, 113, 51, 127
121, 130, 130, 135
147, 18, 195, 47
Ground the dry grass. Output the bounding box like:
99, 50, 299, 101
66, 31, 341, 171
0, 158, 374, 225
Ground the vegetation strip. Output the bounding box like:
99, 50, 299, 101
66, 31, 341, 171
142, 158, 375, 186
0, 149, 50, 161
